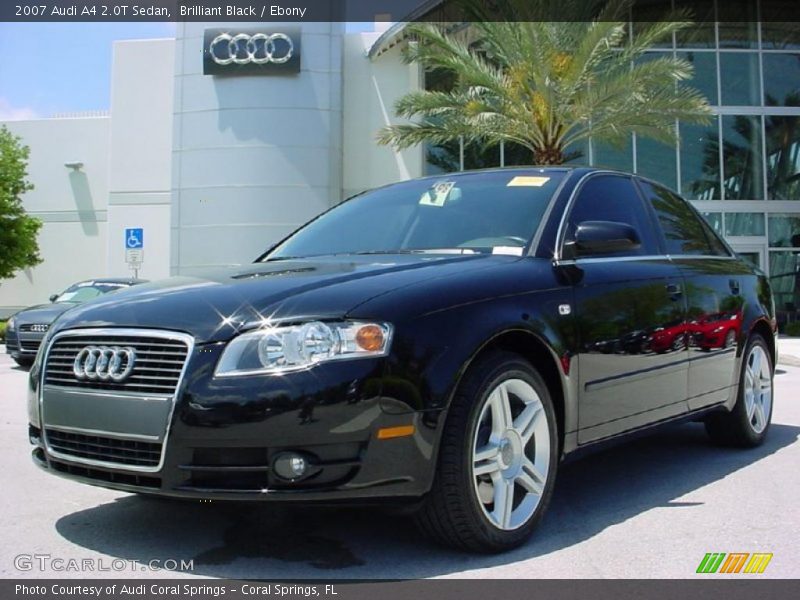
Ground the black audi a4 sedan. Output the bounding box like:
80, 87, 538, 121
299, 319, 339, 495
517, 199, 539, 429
27, 168, 776, 552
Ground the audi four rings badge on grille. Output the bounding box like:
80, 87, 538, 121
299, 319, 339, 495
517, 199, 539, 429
73, 346, 137, 382
203, 28, 301, 75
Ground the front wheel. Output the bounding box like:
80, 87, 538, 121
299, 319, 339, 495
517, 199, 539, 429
722, 329, 736, 349
705, 333, 773, 447
13, 356, 33, 368
414, 351, 558, 552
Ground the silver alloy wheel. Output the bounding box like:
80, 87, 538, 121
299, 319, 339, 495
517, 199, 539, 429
472, 378, 550, 531
743, 345, 772, 434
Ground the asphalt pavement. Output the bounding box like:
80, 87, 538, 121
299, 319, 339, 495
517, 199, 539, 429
1, 342, 798, 579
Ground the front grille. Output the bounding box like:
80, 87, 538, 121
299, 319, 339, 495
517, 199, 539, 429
19, 340, 41, 353
20, 323, 49, 333
43, 333, 189, 394
49, 459, 161, 489
46, 428, 162, 467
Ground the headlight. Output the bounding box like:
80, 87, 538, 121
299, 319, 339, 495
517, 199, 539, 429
6, 316, 16, 332
215, 320, 393, 377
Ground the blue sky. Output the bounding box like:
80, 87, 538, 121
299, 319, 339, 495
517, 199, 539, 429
0, 22, 177, 119
0, 21, 381, 120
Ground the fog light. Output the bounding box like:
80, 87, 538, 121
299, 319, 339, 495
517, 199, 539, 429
273, 452, 308, 481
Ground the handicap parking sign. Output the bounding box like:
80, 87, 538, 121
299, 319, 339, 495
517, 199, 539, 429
125, 228, 143, 249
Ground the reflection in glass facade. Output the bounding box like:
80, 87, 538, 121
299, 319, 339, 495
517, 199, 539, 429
701, 212, 723, 233
679, 51, 718, 105
720, 53, 760, 106
768, 214, 800, 247
637, 136, 678, 191
419, 2, 800, 322
716, 0, 758, 48
766, 115, 800, 200
769, 251, 800, 312
726, 212, 765, 236
680, 120, 721, 199
593, 137, 634, 173
674, 0, 715, 48
761, 22, 800, 50
763, 54, 800, 106
722, 115, 764, 200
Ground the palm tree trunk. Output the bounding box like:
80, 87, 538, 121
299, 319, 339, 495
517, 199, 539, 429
533, 145, 565, 165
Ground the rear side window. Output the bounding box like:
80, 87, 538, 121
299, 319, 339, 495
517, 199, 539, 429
638, 180, 730, 257
564, 174, 659, 256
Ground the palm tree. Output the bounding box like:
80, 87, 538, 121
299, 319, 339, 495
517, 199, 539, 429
377, 0, 713, 165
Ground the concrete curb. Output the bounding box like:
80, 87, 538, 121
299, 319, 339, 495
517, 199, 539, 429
779, 354, 800, 367
778, 337, 800, 367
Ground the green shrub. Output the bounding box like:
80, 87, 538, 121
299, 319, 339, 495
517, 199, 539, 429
0, 321, 5, 342
783, 321, 800, 337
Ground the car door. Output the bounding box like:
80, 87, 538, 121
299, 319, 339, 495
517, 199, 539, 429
637, 179, 746, 410
559, 174, 689, 444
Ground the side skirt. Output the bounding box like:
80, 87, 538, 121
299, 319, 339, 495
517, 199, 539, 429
561, 403, 728, 464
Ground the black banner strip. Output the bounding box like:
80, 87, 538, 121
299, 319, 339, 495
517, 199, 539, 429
1, 0, 800, 23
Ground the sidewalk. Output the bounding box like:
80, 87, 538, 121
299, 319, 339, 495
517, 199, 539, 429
778, 336, 800, 367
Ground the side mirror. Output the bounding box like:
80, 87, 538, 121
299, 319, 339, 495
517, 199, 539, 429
49, 294, 58, 303
569, 220, 641, 256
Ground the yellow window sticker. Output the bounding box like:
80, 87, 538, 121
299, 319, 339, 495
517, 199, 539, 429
419, 181, 455, 207
507, 176, 551, 187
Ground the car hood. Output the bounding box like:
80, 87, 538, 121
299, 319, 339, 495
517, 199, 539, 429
52, 254, 513, 343
12, 302, 78, 324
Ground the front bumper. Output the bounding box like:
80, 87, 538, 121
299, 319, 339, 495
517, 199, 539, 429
6, 329, 45, 360
30, 340, 440, 503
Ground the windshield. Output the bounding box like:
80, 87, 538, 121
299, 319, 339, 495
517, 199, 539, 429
264, 170, 565, 260
55, 282, 131, 303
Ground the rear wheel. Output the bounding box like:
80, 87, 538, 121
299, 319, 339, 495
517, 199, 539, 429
705, 334, 773, 447
414, 351, 558, 552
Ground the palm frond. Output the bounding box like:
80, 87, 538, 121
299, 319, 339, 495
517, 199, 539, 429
377, 0, 714, 166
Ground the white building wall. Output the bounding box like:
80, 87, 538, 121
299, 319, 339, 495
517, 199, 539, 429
342, 33, 424, 199
170, 22, 345, 275
0, 28, 423, 316
0, 117, 110, 317
105, 38, 175, 281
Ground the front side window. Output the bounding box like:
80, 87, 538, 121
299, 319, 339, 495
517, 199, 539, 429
266, 170, 566, 260
564, 174, 659, 257
638, 180, 730, 257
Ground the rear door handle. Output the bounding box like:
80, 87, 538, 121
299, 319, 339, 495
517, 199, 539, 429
666, 283, 682, 300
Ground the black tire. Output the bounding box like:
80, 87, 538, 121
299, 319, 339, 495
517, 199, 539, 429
13, 357, 33, 368
705, 333, 773, 447
414, 350, 559, 553
722, 329, 736, 349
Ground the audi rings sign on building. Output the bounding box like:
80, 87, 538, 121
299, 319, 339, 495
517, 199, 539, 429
203, 28, 301, 75
73, 346, 137, 382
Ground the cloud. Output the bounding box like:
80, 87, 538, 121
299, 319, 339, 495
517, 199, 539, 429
0, 97, 39, 121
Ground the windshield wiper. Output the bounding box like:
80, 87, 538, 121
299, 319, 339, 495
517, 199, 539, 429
353, 248, 481, 255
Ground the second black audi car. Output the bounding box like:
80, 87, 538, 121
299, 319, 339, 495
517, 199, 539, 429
27, 168, 776, 552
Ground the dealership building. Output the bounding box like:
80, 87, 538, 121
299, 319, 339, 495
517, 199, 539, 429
2, 2, 800, 321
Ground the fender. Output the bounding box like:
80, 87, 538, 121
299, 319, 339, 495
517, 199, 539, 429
375, 283, 577, 495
